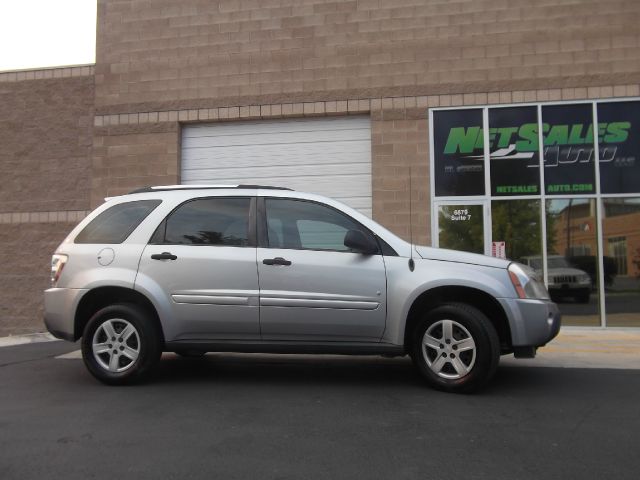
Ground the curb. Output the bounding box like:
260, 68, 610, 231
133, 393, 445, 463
0, 332, 60, 348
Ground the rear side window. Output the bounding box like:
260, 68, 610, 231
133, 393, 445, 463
155, 197, 251, 247
75, 200, 161, 244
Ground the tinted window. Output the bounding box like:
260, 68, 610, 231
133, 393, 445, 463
597, 101, 640, 194
542, 103, 596, 195
489, 106, 541, 196
433, 109, 485, 197
75, 200, 161, 244
265, 199, 373, 252
162, 197, 250, 246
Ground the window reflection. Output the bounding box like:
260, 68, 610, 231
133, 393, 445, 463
545, 199, 599, 326
437, 205, 484, 254
491, 199, 541, 261
602, 198, 640, 327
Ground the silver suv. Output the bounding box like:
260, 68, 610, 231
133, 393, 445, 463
44, 185, 560, 393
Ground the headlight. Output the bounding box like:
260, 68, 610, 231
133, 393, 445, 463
508, 262, 550, 300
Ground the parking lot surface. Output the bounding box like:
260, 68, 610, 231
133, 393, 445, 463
1, 338, 639, 480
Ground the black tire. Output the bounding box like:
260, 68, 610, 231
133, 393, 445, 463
410, 302, 500, 394
81, 303, 162, 385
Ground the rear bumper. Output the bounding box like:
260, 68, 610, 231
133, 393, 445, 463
43, 288, 88, 342
498, 298, 561, 348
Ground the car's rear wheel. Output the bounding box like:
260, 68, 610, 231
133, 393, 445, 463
411, 303, 500, 393
81, 303, 162, 385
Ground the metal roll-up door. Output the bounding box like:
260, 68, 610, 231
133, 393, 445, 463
181, 116, 372, 216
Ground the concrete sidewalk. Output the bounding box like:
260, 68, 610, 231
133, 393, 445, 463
1, 328, 639, 369
501, 328, 640, 369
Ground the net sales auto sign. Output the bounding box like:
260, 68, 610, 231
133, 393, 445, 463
433, 101, 639, 196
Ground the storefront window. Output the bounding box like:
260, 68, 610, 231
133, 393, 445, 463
491, 199, 541, 261
431, 99, 640, 328
597, 101, 640, 194
602, 198, 640, 327
437, 204, 484, 254
542, 104, 596, 195
545, 199, 599, 326
489, 107, 540, 196
433, 109, 484, 197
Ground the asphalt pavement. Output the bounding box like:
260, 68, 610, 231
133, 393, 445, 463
0, 332, 639, 480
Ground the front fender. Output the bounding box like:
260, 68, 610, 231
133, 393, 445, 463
382, 257, 514, 345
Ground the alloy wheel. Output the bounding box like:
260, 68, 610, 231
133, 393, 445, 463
422, 319, 477, 379
92, 318, 140, 373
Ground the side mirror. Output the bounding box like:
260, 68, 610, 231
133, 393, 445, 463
344, 229, 378, 255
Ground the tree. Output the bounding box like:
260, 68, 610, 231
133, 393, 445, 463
491, 200, 543, 261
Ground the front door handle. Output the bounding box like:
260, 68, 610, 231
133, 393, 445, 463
151, 252, 178, 260
263, 257, 292, 266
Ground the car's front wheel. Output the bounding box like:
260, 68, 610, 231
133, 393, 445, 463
81, 303, 162, 385
411, 303, 500, 393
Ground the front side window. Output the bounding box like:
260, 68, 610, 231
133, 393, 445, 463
75, 200, 161, 244
265, 198, 373, 252
157, 197, 250, 246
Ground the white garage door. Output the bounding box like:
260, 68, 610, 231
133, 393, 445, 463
181, 116, 372, 217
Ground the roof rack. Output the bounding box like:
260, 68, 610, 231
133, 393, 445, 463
127, 185, 293, 194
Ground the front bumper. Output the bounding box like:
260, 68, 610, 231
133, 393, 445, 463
44, 288, 88, 342
498, 298, 561, 348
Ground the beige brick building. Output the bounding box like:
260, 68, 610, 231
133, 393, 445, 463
2, 0, 640, 335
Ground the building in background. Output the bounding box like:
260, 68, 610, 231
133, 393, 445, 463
1, 0, 639, 334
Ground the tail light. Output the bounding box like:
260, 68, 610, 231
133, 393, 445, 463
51, 254, 68, 286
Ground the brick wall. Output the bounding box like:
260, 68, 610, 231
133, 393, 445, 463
91, 124, 180, 206
372, 102, 430, 245
91, 0, 640, 240
0, 222, 80, 336
0, 66, 94, 336
0, 72, 94, 212
95, 0, 640, 114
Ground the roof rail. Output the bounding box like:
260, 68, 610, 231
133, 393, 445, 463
127, 185, 293, 194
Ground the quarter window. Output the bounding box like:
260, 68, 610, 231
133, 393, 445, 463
75, 200, 161, 244
159, 197, 251, 246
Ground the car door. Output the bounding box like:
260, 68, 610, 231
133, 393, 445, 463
136, 196, 260, 341
257, 197, 387, 342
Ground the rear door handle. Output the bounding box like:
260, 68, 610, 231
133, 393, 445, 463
151, 252, 177, 260
263, 257, 292, 266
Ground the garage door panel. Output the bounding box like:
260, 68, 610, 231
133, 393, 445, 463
182, 129, 371, 148
181, 142, 369, 168
182, 117, 372, 215
183, 162, 370, 182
